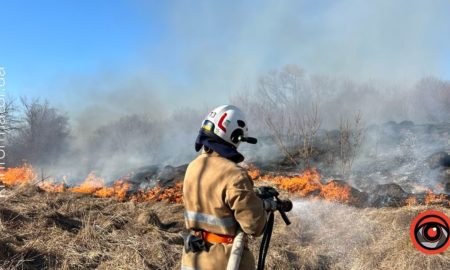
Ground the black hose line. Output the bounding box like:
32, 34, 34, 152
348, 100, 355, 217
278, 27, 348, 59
257, 211, 275, 270
254, 188, 292, 270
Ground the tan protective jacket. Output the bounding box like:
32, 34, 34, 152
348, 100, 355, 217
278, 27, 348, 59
182, 151, 267, 270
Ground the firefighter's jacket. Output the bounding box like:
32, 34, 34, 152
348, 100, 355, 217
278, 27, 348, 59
181, 151, 267, 270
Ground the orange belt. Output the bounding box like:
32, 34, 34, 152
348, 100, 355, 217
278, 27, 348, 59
194, 230, 235, 244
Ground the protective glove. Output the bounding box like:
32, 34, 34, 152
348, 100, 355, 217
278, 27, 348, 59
254, 186, 279, 212
262, 199, 278, 212
254, 186, 279, 199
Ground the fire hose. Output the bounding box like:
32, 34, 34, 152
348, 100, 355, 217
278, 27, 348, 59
227, 186, 292, 270
226, 227, 245, 270
255, 186, 292, 270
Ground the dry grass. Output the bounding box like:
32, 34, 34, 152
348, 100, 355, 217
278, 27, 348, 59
0, 185, 184, 270
0, 184, 449, 270
258, 200, 450, 270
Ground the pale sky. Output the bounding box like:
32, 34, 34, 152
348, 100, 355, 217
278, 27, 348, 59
1, 0, 449, 113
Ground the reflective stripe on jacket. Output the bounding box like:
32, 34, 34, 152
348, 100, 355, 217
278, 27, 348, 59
184, 211, 236, 229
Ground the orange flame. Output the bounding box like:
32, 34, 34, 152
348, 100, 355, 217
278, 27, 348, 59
0, 165, 182, 204
425, 190, 447, 205
131, 182, 183, 204
69, 172, 105, 193
2, 164, 446, 207
320, 181, 352, 203
0, 164, 37, 186
94, 180, 131, 201
272, 169, 321, 196
38, 180, 66, 193
405, 196, 418, 206
250, 167, 352, 204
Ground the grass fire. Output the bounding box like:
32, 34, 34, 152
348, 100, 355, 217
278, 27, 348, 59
2, 1, 450, 269
2, 99, 450, 270
3, 163, 448, 208
1, 164, 183, 204
1, 157, 449, 269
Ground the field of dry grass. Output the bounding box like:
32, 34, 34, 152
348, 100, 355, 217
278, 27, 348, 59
0, 185, 184, 270
263, 200, 450, 269
0, 184, 449, 270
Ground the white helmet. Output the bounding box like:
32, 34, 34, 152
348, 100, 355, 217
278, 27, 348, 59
199, 105, 257, 148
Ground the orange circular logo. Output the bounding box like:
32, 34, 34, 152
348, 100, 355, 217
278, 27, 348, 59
410, 210, 450, 254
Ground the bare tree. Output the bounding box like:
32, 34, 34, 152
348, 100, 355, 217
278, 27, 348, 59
252, 65, 322, 168
7, 98, 70, 167
265, 104, 321, 168
298, 104, 321, 168
265, 116, 298, 166
339, 112, 364, 177
0, 97, 19, 133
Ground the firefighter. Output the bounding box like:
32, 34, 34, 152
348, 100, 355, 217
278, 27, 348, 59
182, 105, 267, 270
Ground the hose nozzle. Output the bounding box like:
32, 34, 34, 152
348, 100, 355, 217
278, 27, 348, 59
239, 136, 257, 144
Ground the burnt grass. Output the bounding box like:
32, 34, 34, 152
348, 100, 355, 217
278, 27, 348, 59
111, 121, 450, 208
249, 121, 450, 207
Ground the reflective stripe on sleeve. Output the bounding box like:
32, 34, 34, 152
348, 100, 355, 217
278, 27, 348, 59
181, 266, 198, 270
184, 211, 236, 228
